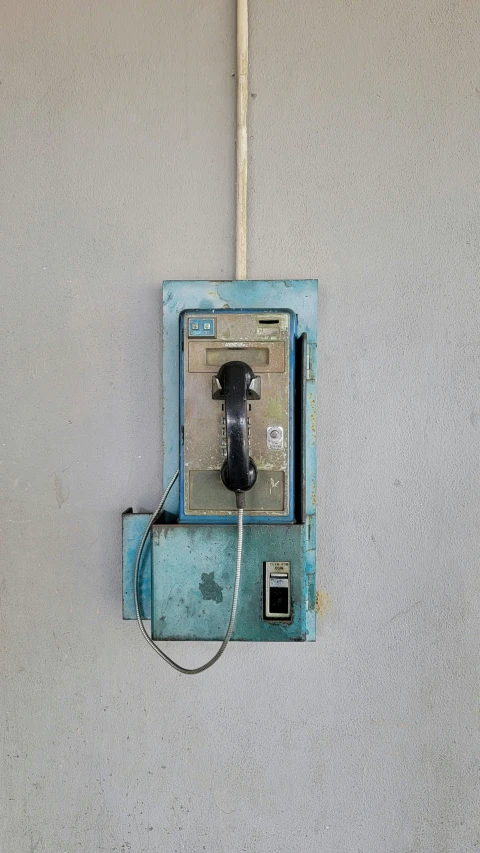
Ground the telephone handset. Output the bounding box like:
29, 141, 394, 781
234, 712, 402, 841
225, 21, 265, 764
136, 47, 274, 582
214, 360, 257, 500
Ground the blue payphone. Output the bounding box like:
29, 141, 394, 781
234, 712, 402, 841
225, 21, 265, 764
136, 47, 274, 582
122, 279, 317, 672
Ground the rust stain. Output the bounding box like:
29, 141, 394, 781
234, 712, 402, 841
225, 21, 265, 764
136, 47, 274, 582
308, 392, 316, 436
315, 590, 332, 616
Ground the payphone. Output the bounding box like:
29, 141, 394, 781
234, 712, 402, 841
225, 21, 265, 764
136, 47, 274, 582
122, 279, 317, 672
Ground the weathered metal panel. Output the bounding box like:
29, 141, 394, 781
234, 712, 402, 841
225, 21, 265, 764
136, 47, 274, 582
179, 309, 296, 522
122, 512, 151, 620
305, 340, 318, 640
151, 523, 306, 641
162, 280, 318, 515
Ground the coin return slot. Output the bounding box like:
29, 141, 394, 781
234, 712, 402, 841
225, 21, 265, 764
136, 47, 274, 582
264, 561, 291, 620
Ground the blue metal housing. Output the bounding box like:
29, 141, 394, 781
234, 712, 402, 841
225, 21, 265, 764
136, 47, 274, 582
122, 280, 317, 642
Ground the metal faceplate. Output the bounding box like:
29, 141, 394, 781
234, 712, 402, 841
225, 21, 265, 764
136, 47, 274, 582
179, 310, 296, 521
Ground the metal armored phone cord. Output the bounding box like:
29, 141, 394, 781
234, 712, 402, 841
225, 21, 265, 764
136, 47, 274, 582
134, 470, 244, 674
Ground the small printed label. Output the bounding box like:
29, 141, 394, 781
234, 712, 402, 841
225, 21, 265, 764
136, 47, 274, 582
270, 577, 289, 588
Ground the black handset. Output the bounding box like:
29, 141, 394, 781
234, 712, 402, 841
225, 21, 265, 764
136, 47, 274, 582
215, 361, 257, 494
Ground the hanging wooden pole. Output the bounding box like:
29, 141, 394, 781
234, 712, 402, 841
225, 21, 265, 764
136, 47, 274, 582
235, 0, 248, 280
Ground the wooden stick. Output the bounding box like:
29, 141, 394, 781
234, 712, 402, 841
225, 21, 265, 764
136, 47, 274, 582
235, 0, 248, 280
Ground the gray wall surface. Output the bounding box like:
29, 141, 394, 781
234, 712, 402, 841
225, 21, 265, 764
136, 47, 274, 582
1, 1, 479, 851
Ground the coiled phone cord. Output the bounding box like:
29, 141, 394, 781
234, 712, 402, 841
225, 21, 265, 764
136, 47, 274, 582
134, 470, 244, 674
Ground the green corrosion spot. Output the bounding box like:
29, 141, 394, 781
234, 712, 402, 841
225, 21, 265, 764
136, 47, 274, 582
199, 572, 223, 603
266, 397, 283, 421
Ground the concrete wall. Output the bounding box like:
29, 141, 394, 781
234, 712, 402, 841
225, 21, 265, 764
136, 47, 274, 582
1, 2, 479, 851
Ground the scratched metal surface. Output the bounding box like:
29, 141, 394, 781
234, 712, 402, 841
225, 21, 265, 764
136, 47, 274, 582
151, 523, 309, 641
122, 512, 152, 620
180, 309, 295, 520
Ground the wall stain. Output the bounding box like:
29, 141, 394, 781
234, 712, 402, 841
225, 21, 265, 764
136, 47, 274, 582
199, 572, 223, 603
54, 472, 69, 509
389, 600, 422, 624
315, 590, 332, 616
